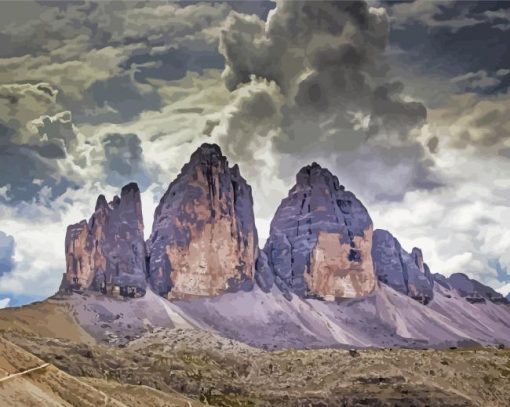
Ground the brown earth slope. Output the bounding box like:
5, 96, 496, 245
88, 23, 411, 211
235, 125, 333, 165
0, 336, 203, 407
2, 327, 510, 407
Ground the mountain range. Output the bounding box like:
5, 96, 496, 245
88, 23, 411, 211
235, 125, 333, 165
49, 143, 509, 349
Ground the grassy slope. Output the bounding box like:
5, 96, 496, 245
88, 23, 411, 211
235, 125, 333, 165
0, 297, 93, 343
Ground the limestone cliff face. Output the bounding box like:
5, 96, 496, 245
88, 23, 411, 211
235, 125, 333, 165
257, 163, 376, 301
372, 229, 433, 304
61, 183, 147, 296
147, 144, 257, 298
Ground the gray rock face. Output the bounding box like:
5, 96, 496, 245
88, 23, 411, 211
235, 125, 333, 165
371, 230, 407, 294
259, 163, 376, 301
61, 183, 147, 297
147, 143, 257, 298
253, 250, 274, 294
372, 229, 434, 304
446, 273, 506, 304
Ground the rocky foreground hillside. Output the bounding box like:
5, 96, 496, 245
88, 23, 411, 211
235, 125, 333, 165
2, 325, 510, 407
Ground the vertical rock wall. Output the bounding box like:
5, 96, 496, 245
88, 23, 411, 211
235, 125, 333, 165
61, 183, 147, 296
147, 144, 257, 298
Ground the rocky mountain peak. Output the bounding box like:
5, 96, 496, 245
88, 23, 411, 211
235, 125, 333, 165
445, 273, 505, 303
294, 162, 344, 192
121, 181, 140, 196
60, 182, 147, 297
94, 194, 108, 211
148, 143, 257, 298
257, 163, 376, 301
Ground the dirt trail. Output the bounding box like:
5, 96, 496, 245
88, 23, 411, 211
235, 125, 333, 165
0, 363, 50, 382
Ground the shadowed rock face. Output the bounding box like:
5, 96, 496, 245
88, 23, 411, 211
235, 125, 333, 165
148, 143, 257, 298
371, 230, 407, 294
444, 273, 506, 303
372, 229, 434, 304
61, 183, 147, 296
258, 163, 376, 300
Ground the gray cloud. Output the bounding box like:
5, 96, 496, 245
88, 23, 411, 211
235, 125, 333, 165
218, 1, 427, 159
451, 70, 503, 91
0, 83, 82, 204
430, 90, 510, 150
0, 231, 15, 276
214, 0, 433, 205
389, 1, 484, 32
103, 133, 152, 191
484, 9, 510, 31
0, 1, 231, 125
0, 1, 236, 205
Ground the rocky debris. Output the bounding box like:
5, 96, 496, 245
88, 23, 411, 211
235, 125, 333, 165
148, 143, 257, 298
60, 183, 147, 297
258, 163, 376, 301
445, 273, 507, 304
372, 230, 433, 304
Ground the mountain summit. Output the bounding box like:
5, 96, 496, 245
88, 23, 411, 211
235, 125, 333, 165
60, 182, 147, 297
147, 143, 257, 298
256, 162, 376, 301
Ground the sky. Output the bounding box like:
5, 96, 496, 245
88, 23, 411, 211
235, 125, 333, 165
0, 0, 510, 308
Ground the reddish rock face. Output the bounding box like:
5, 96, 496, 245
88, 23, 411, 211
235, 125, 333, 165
257, 163, 376, 301
147, 144, 257, 298
61, 183, 147, 297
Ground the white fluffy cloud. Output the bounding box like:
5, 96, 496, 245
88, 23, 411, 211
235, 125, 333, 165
0, 298, 10, 309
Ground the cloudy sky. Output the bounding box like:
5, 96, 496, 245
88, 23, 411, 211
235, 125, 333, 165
1, 0, 509, 307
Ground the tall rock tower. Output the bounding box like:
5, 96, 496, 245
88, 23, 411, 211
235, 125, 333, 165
147, 143, 258, 298
257, 163, 376, 301
61, 183, 147, 297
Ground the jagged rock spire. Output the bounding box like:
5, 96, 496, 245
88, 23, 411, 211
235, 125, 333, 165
61, 182, 147, 297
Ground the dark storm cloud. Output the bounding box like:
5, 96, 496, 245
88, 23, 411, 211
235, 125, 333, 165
0, 143, 77, 205
219, 0, 427, 157
103, 133, 152, 190
84, 73, 161, 124
0, 231, 15, 276
388, 1, 510, 93
125, 47, 225, 84
0, 83, 81, 204
0, 1, 232, 124
0, 0, 238, 205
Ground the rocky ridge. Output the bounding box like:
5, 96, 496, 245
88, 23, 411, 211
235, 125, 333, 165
372, 229, 434, 304
434, 272, 506, 304
59, 143, 507, 312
